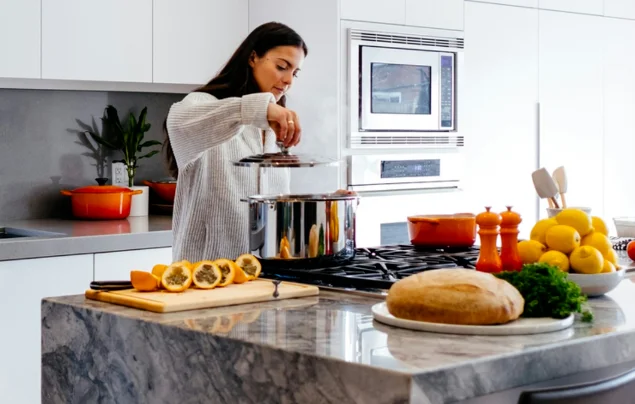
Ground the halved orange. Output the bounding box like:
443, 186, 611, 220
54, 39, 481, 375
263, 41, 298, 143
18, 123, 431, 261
151, 264, 168, 278
235, 254, 262, 280
212, 259, 237, 286
161, 263, 192, 292
191, 261, 222, 289
172, 260, 193, 274
130, 270, 161, 292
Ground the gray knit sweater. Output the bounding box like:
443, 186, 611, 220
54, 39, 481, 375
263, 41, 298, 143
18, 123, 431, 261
166, 91, 290, 262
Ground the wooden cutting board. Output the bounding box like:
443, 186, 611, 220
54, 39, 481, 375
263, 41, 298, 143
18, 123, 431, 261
85, 279, 319, 313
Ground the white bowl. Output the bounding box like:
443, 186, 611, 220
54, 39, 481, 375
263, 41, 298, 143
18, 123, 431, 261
613, 217, 635, 238
546, 206, 592, 219
567, 269, 626, 297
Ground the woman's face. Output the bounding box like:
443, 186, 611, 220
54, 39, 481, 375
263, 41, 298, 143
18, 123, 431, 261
250, 45, 305, 101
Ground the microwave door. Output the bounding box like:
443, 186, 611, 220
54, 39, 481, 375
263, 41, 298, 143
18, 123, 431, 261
360, 46, 440, 131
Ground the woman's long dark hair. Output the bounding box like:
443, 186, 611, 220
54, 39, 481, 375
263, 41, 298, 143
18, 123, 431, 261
163, 22, 308, 178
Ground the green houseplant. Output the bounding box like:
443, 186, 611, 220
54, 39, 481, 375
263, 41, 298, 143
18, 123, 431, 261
88, 105, 162, 187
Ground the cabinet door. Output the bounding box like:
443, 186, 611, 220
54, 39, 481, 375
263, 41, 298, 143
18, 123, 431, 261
0, 0, 40, 78
539, 0, 603, 15
153, 0, 248, 85
605, 0, 635, 19
406, 0, 464, 30
603, 18, 635, 232
470, 0, 537, 7
462, 2, 539, 238
340, 0, 406, 25
94, 247, 173, 281
41, 0, 152, 82
539, 11, 604, 217
0, 255, 93, 404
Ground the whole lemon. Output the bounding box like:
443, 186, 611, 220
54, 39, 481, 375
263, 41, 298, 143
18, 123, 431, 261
570, 246, 604, 274
581, 232, 612, 256
604, 248, 619, 265
518, 240, 547, 264
592, 216, 609, 236
530, 218, 559, 245
538, 250, 570, 272
602, 260, 616, 273
545, 225, 581, 254
555, 208, 593, 237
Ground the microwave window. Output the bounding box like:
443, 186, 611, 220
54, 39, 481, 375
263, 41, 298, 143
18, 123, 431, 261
381, 159, 440, 179
371, 63, 431, 115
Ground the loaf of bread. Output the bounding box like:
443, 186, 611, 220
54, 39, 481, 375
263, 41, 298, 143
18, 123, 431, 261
386, 269, 524, 325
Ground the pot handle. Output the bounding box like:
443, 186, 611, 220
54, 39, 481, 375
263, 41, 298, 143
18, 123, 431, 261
142, 180, 152, 187
130, 190, 143, 195
60, 190, 72, 196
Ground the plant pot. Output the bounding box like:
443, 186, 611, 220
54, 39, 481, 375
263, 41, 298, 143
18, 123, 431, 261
128, 185, 149, 217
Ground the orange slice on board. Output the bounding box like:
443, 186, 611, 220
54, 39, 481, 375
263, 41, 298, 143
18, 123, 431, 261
213, 259, 237, 286
130, 270, 161, 292
151, 264, 168, 278
161, 263, 193, 292
191, 261, 222, 289
235, 254, 262, 280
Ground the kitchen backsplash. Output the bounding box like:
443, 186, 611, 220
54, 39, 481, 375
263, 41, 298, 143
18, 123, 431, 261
0, 89, 185, 221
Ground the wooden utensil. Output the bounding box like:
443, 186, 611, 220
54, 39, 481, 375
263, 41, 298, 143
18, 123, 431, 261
552, 166, 568, 208
532, 168, 560, 208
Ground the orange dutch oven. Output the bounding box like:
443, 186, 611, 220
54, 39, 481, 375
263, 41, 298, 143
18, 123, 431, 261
60, 185, 142, 220
407, 213, 477, 248
143, 180, 176, 203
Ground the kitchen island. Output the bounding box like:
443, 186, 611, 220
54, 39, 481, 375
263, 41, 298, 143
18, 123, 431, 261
42, 277, 635, 404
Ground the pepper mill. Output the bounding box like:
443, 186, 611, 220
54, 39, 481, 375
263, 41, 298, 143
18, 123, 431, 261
475, 206, 502, 273
499, 206, 523, 271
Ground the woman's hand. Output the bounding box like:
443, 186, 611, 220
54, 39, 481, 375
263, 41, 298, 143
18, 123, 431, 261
267, 103, 301, 148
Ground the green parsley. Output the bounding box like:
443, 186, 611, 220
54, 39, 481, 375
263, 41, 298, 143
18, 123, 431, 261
494, 263, 593, 322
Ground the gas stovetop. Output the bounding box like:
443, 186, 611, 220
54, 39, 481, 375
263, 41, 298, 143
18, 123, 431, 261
260, 244, 480, 292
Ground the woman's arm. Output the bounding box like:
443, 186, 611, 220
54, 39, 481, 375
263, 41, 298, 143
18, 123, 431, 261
166, 91, 275, 168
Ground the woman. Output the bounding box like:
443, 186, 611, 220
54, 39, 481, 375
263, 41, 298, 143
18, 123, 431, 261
164, 22, 308, 263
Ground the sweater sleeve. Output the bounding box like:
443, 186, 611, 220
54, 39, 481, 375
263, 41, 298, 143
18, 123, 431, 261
166, 91, 276, 168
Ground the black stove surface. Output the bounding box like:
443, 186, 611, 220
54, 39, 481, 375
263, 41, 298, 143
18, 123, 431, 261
260, 244, 480, 291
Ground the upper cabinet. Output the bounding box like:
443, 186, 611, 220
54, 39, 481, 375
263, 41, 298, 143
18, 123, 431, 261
538, 0, 603, 15
153, 0, 248, 85
605, 0, 635, 19
41, 0, 152, 82
340, 0, 406, 25
0, 0, 40, 79
405, 0, 464, 30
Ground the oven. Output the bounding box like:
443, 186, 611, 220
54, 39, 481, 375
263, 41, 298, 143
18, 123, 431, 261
347, 26, 464, 149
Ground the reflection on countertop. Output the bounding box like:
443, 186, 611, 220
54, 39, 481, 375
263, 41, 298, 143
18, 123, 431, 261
0, 215, 172, 261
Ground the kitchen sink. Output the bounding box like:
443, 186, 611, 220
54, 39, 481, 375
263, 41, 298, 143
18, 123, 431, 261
0, 227, 65, 240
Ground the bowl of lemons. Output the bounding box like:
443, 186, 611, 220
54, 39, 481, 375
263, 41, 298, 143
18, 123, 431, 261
518, 208, 624, 297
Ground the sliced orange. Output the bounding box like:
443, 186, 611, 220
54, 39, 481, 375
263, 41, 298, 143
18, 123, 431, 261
161, 263, 192, 292
213, 259, 237, 287
172, 260, 193, 274
151, 264, 168, 278
235, 254, 262, 280
191, 261, 222, 289
130, 270, 161, 292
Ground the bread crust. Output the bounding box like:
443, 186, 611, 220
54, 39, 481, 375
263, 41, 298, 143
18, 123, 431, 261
386, 269, 524, 325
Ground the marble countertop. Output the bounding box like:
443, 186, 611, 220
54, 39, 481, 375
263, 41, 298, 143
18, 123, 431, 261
42, 278, 635, 403
0, 216, 172, 261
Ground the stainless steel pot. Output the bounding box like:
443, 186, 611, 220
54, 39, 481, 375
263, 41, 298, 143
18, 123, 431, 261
247, 193, 359, 268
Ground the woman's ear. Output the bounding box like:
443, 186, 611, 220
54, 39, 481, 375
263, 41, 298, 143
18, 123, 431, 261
248, 51, 257, 68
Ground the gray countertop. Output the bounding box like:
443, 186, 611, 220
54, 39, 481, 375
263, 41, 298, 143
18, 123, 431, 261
0, 216, 172, 261
42, 278, 635, 403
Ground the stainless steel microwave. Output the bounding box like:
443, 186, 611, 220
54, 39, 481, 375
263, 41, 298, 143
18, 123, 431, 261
347, 28, 464, 148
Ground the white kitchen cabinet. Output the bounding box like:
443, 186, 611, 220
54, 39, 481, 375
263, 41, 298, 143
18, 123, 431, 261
0, 0, 40, 79
405, 0, 464, 30
603, 18, 635, 231
470, 0, 538, 7
605, 0, 635, 19
94, 247, 173, 281
340, 0, 406, 25
539, 10, 604, 217
0, 254, 93, 404
462, 2, 539, 238
539, 0, 603, 15
41, 0, 152, 82
153, 0, 248, 85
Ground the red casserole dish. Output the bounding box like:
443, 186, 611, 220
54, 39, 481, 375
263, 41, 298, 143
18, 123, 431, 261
61, 185, 142, 220
143, 180, 176, 203
407, 213, 477, 248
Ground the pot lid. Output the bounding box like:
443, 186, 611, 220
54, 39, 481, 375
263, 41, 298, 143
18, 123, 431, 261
232, 144, 339, 168
70, 185, 135, 194
248, 193, 359, 203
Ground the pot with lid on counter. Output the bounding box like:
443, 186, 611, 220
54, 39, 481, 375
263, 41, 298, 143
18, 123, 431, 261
233, 143, 359, 268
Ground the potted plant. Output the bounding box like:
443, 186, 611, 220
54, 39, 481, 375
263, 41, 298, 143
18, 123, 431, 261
88, 105, 162, 216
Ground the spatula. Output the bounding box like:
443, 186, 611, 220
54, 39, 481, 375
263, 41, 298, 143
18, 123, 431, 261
532, 167, 560, 209
552, 166, 567, 208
